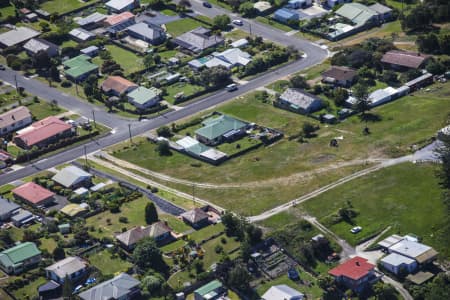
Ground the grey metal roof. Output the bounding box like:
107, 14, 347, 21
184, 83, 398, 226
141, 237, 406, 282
52, 166, 92, 188
0, 197, 20, 216
23, 38, 58, 54
76, 12, 107, 26
381, 253, 415, 267
0, 27, 40, 47
45, 256, 87, 279
173, 27, 224, 53
11, 210, 33, 222
79, 273, 140, 300
127, 21, 164, 41
279, 88, 322, 110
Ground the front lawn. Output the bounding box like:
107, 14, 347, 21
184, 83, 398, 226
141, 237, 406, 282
299, 163, 449, 257
165, 17, 211, 37
256, 16, 293, 32
93, 45, 144, 75
164, 82, 204, 104
88, 249, 132, 276
26, 101, 66, 120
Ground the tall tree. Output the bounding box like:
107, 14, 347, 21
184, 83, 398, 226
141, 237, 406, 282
62, 275, 73, 299
145, 202, 158, 224
352, 83, 370, 118
132, 238, 166, 272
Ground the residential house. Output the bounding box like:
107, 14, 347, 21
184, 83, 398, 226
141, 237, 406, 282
23, 38, 59, 57
176, 136, 228, 165
101, 75, 138, 96
78, 273, 141, 300
404, 73, 433, 91
12, 182, 55, 207
126, 21, 166, 45
24, 12, 38, 22
13, 116, 75, 149
381, 50, 430, 70
322, 66, 357, 87
0, 27, 40, 48
38, 280, 61, 299
230, 38, 249, 48
60, 203, 88, 218
180, 208, 210, 229
388, 240, 438, 265
380, 253, 417, 276
58, 223, 71, 234
262, 284, 304, 300
69, 28, 96, 42
0, 106, 33, 137
63, 54, 99, 82
76, 12, 108, 29
0, 150, 13, 169
106, 0, 140, 13
194, 280, 227, 300
0, 197, 20, 221
273, 8, 299, 24
80, 45, 99, 57
195, 114, 248, 146
328, 256, 380, 292
45, 256, 88, 284
127, 86, 162, 110
0, 242, 41, 275
253, 1, 272, 14
116, 221, 172, 250
35, 9, 51, 20
323, 0, 350, 8
52, 165, 93, 189
286, 0, 312, 9
172, 27, 224, 54
189, 48, 252, 70
345, 86, 408, 108
105, 12, 136, 34
276, 88, 323, 114
11, 209, 34, 227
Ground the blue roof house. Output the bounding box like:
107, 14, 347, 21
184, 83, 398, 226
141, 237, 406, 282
273, 8, 300, 24
286, 0, 312, 9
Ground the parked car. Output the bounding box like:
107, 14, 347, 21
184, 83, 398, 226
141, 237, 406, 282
350, 226, 362, 234
232, 19, 243, 26
0, 65, 5, 70
203, 2, 212, 8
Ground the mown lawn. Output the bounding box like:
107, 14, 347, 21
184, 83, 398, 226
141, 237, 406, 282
256, 16, 293, 32
163, 82, 204, 104
88, 249, 132, 276
93, 45, 143, 75
26, 101, 66, 120
165, 17, 211, 37
299, 162, 449, 258
40, 0, 97, 14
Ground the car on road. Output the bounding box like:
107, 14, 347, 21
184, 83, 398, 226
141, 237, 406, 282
350, 226, 362, 234
232, 19, 243, 26
203, 2, 212, 8
226, 83, 238, 91
0, 65, 5, 70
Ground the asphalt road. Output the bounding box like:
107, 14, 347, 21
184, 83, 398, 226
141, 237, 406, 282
0, 5, 328, 185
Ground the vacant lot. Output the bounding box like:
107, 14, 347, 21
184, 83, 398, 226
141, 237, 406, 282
40, 0, 97, 14
299, 163, 449, 257
93, 45, 143, 75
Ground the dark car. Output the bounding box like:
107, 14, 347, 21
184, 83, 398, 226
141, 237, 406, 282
0, 65, 5, 70
203, 2, 212, 8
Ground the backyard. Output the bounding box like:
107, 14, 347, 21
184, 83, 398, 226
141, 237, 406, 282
299, 162, 449, 258
92, 45, 144, 75
39, 0, 98, 14
88, 249, 132, 276
165, 17, 212, 37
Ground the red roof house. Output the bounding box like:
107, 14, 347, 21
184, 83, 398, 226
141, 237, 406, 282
101, 76, 138, 96
328, 256, 380, 292
12, 182, 55, 207
13, 116, 74, 149
104, 11, 135, 26
381, 50, 430, 70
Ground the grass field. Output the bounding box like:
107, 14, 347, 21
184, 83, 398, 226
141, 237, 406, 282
40, 0, 97, 14
26, 101, 66, 120
11, 276, 46, 299
165, 17, 211, 37
93, 45, 143, 75
256, 17, 293, 32
88, 249, 132, 276
299, 163, 449, 257
164, 82, 204, 104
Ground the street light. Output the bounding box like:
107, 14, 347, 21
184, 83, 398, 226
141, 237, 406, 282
128, 124, 133, 144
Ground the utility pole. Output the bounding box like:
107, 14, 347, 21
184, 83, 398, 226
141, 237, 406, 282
14, 75, 18, 92
75, 83, 79, 96
92, 110, 96, 128
84, 145, 88, 168
249, 23, 252, 36
128, 124, 132, 144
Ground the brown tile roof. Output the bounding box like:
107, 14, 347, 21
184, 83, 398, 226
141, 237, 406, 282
381, 50, 429, 69
116, 221, 171, 246
104, 12, 134, 26
180, 208, 209, 224
322, 66, 357, 81
101, 76, 137, 94
0, 106, 31, 129
12, 182, 54, 205
15, 116, 72, 147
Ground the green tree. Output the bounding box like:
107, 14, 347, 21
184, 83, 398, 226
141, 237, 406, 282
238, 2, 256, 17
332, 87, 349, 107
52, 246, 65, 260
373, 282, 396, 300
302, 122, 318, 138
213, 14, 230, 31
156, 140, 171, 156
352, 83, 370, 117
289, 75, 309, 89
227, 264, 251, 292
132, 238, 166, 272
141, 274, 163, 294
145, 202, 158, 224
62, 275, 73, 299
156, 126, 172, 138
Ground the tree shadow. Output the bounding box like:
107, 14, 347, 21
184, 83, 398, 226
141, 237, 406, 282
359, 113, 382, 123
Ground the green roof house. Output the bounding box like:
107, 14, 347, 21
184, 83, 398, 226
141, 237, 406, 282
195, 114, 247, 146
194, 280, 227, 300
63, 54, 98, 82
127, 86, 162, 110
0, 242, 42, 274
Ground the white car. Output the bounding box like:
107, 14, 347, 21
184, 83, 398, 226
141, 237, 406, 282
350, 226, 362, 234
232, 19, 243, 26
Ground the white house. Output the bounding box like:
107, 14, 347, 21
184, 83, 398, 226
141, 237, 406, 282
45, 256, 89, 284
380, 253, 417, 276
0, 106, 33, 137
262, 285, 304, 300
106, 0, 140, 13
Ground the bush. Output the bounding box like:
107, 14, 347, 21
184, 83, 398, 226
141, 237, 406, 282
119, 216, 128, 223
61, 80, 72, 88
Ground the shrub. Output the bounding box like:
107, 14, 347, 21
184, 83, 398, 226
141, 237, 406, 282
119, 216, 128, 223
61, 80, 72, 88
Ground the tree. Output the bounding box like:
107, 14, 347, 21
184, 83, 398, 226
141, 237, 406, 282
143, 53, 154, 70
213, 14, 230, 31
62, 275, 73, 299
34, 50, 51, 69
290, 75, 309, 89
381, 70, 398, 84
132, 238, 166, 272
145, 202, 158, 224
141, 274, 163, 294
156, 126, 172, 138
200, 66, 231, 87
239, 2, 256, 17
426, 60, 446, 75
332, 87, 348, 106
0, 230, 13, 246
53, 246, 66, 260
373, 282, 396, 300
156, 140, 171, 156
352, 83, 370, 117
227, 264, 251, 292
302, 122, 318, 138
